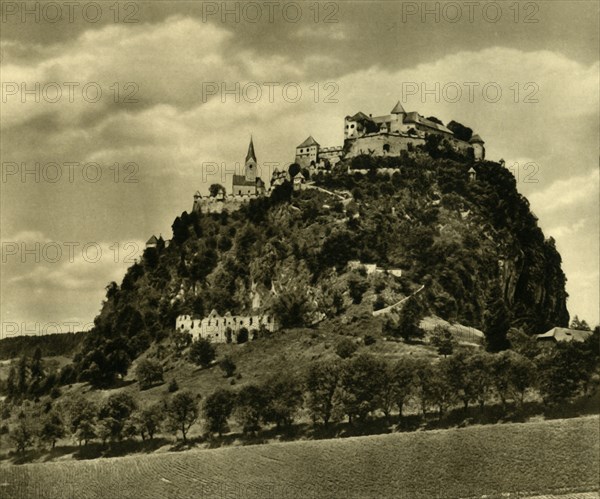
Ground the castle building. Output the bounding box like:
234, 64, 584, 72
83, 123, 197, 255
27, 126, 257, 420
232, 137, 266, 196
175, 310, 277, 343
469, 134, 485, 161
295, 101, 483, 164
344, 101, 453, 140
294, 136, 343, 170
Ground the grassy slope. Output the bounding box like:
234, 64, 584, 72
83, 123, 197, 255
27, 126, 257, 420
0, 416, 597, 499
62, 320, 441, 423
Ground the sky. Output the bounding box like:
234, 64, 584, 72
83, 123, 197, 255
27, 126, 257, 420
1, 0, 598, 337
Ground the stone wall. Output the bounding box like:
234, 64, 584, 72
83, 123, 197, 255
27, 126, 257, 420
176, 312, 277, 343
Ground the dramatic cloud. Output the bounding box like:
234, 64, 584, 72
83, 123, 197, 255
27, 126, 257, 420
1, 14, 598, 332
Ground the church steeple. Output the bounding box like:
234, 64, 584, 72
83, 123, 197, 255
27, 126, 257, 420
244, 136, 257, 182
246, 136, 257, 163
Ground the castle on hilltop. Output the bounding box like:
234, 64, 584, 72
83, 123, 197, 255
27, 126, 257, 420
294, 101, 485, 174
192, 101, 486, 213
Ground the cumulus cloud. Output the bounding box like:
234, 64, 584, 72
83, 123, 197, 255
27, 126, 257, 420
528, 169, 599, 214
2, 17, 598, 328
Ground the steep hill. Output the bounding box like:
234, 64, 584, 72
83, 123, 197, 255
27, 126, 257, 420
73, 154, 569, 384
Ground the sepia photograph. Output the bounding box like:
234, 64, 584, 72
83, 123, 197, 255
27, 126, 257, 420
0, 1, 598, 497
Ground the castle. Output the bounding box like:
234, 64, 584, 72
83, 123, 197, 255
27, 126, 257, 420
192, 101, 485, 214
294, 101, 485, 169
176, 309, 278, 343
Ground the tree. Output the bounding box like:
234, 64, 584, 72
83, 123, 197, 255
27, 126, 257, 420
447, 120, 473, 142
338, 354, 387, 424
394, 298, 425, 342
172, 330, 192, 355
209, 183, 225, 197
166, 391, 199, 442
263, 374, 303, 430
537, 342, 590, 406
392, 357, 416, 418
335, 338, 358, 359
428, 363, 455, 416
136, 359, 164, 390
507, 328, 539, 359
39, 411, 65, 449
203, 389, 235, 436
483, 286, 511, 352
98, 392, 138, 442
305, 360, 342, 427
168, 379, 179, 392
443, 350, 476, 411
288, 163, 301, 178
467, 352, 494, 412
347, 274, 369, 304
235, 384, 266, 435
188, 338, 216, 368
508, 353, 537, 408
136, 402, 164, 440
412, 358, 435, 415
236, 328, 249, 344
490, 351, 513, 411
570, 315, 591, 331
62, 395, 98, 446
9, 419, 34, 453
219, 356, 237, 378
430, 326, 455, 357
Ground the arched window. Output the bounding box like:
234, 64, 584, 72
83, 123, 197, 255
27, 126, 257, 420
383, 144, 390, 153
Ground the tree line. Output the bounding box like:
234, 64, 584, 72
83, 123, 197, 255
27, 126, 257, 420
3, 330, 597, 455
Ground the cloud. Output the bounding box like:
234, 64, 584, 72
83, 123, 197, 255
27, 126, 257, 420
2, 19, 599, 330
528, 169, 599, 214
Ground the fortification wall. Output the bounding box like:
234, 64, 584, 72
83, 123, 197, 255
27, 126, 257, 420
344, 134, 425, 158
193, 194, 260, 214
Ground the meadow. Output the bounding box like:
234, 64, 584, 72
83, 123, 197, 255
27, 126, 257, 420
0, 415, 597, 499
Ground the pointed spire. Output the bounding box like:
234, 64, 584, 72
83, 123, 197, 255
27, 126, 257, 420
391, 101, 406, 114
246, 135, 256, 162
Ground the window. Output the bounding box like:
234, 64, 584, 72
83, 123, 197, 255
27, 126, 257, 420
351, 124, 355, 128
383, 144, 390, 153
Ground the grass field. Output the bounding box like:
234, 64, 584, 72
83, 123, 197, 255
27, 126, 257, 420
0, 415, 597, 499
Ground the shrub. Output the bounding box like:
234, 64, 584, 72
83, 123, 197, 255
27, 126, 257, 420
189, 338, 216, 368
363, 334, 376, 346
335, 338, 358, 359
219, 356, 237, 378
136, 358, 164, 390
203, 389, 235, 436
168, 379, 179, 393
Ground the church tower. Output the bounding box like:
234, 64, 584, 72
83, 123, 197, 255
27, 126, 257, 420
245, 136, 257, 182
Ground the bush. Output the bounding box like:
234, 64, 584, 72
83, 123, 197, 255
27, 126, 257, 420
336, 338, 358, 359
168, 379, 179, 393
136, 358, 164, 390
363, 334, 376, 346
189, 338, 216, 367
203, 389, 235, 436
219, 356, 236, 378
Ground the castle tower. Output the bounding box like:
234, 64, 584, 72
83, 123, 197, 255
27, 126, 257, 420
469, 134, 485, 161
192, 190, 202, 213
391, 101, 407, 133
245, 136, 257, 182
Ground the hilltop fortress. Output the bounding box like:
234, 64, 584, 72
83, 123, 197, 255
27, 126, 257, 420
294, 101, 484, 173
191, 101, 485, 214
